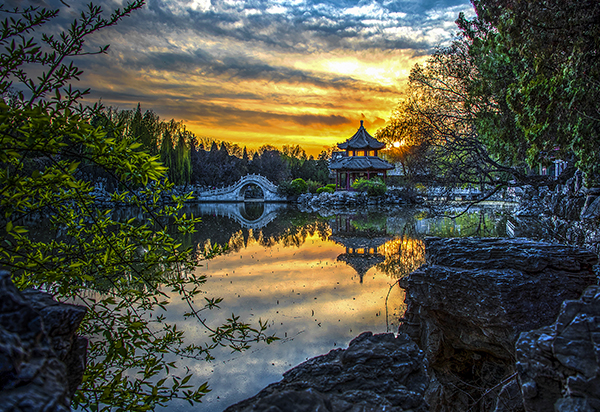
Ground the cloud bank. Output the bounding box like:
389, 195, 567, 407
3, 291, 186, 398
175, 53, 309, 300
16, 0, 475, 154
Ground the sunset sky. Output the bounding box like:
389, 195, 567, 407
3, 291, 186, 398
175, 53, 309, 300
18, 0, 474, 155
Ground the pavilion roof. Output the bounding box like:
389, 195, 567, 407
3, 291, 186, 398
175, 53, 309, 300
338, 120, 386, 150
329, 155, 394, 171
337, 253, 385, 278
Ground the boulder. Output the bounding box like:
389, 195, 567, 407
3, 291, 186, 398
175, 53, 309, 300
398, 237, 598, 411
0, 271, 87, 412
225, 332, 429, 412
516, 285, 600, 412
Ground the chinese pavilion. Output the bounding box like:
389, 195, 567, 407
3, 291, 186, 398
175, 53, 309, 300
329, 120, 394, 190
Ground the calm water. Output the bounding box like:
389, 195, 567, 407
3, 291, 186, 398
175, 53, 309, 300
156, 203, 510, 411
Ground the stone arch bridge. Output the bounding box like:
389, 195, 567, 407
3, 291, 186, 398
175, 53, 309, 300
195, 174, 286, 202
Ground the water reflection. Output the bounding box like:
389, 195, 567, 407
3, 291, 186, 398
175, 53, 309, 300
180, 202, 286, 230
22, 202, 511, 411
158, 204, 509, 411
166, 231, 407, 411
330, 213, 399, 283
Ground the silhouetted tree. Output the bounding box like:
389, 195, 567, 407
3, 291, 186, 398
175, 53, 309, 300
249, 147, 290, 183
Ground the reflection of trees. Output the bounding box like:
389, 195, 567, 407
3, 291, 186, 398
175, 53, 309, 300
176, 208, 330, 260
377, 236, 426, 280
227, 230, 247, 252
350, 214, 387, 232
374, 217, 426, 279
425, 209, 506, 238
162, 206, 506, 275
251, 208, 331, 249
270, 222, 331, 248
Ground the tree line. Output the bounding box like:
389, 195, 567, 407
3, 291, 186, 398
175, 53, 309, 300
88, 104, 331, 188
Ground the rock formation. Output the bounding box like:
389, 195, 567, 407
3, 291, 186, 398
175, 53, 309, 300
511, 178, 600, 255
225, 332, 429, 412
0, 270, 87, 412
398, 237, 598, 412
517, 285, 600, 411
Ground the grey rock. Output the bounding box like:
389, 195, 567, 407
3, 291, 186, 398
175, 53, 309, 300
0, 271, 87, 412
401, 237, 597, 358
495, 379, 526, 412
517, 285, 600, 412
398, 237, 597, 412
225, 332, 428, 412
581, 194, 600, 221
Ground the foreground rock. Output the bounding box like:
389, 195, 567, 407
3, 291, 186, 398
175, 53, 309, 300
0, 271, 87, 412
517, 285, 600, 411
225, 332, 429, 412
398, 237, 598, 412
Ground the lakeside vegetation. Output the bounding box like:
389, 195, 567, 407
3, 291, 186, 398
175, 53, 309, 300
0, 3, 278, 411
377, 0, 600, 196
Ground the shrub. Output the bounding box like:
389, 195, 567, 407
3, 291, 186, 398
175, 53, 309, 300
317, 185, 335, 194
290, 178, 308, 194
278, 178, 309, 197
276, 181, 294, 197
351, 177, 387, 196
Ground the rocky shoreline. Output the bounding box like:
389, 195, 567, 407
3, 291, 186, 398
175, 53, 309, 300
2, 237, 599, 411
225, 237, 599, 412
3, 177, 600, 411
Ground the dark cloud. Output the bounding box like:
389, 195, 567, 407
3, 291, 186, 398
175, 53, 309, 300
79, 45, 403, 97
86, 0, 473, 54
85, 84, 352, 129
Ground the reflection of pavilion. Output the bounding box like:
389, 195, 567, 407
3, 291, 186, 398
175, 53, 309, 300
329, 214, 391, 283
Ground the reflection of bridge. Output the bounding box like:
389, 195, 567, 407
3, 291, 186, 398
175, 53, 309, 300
194, 202, 286, 229
196, 174, 286, 202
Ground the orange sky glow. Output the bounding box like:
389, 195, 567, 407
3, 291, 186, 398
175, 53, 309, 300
25, 0, 475, 156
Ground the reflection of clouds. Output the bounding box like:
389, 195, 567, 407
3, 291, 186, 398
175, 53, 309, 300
162, 232, 407, 411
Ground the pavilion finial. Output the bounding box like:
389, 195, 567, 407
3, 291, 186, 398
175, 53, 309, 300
360, 120, 364, 127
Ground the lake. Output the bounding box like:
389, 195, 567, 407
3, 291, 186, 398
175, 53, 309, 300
155, 203, 512, 411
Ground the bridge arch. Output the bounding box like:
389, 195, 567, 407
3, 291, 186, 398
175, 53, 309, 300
192, 202, 285, 229
195, 174, 286, 202
238, 182, 265, 201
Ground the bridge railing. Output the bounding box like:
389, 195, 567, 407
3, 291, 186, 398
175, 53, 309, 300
198, 186, 234, 197
197, 174, 278, 197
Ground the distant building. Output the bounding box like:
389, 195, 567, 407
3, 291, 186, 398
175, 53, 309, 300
329, 120, 394, 190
